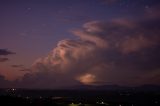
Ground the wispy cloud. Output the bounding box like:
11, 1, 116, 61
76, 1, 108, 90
0, 49, 15, 63
0, 49, 15, 56
0, 57, 9, 62
19, 69, 31, 72
11, 65, 24, 68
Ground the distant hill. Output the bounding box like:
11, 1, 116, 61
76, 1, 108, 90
136, 84, 160, 91
69, 84, 160, 91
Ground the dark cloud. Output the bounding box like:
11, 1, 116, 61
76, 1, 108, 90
0, 57, 9, 62
0, 49, 15, 56
73, 19, 160, 54
19, 69, 31, 72
11, 65, 24, 68
11, 65, 32, 72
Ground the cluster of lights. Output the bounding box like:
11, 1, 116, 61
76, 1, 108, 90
96, 101, 109, 105
69, 102, 83, 106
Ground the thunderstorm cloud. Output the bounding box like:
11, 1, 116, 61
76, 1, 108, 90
1, 9, 160, 88
14, 16, 160, 88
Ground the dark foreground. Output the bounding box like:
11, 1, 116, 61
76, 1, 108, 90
0, 88, 160, 106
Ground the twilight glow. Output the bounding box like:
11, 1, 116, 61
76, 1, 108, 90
0, 0, 160, 88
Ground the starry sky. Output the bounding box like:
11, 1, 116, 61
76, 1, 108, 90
0, 0, 160, 88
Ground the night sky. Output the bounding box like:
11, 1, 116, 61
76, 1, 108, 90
0, 0, 160, 88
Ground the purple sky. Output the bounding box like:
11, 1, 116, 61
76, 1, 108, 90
0, 0, 160, 88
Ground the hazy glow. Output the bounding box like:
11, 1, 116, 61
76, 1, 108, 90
78, 74, 96, 85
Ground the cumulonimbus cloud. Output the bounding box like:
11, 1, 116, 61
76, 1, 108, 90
1, 13, 160, 88
16, 16, 159, 88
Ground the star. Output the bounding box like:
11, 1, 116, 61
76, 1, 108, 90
145, 5, 149, 9
27, 7, 32, 10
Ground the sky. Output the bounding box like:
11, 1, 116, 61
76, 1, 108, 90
0, 0, 160, 88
